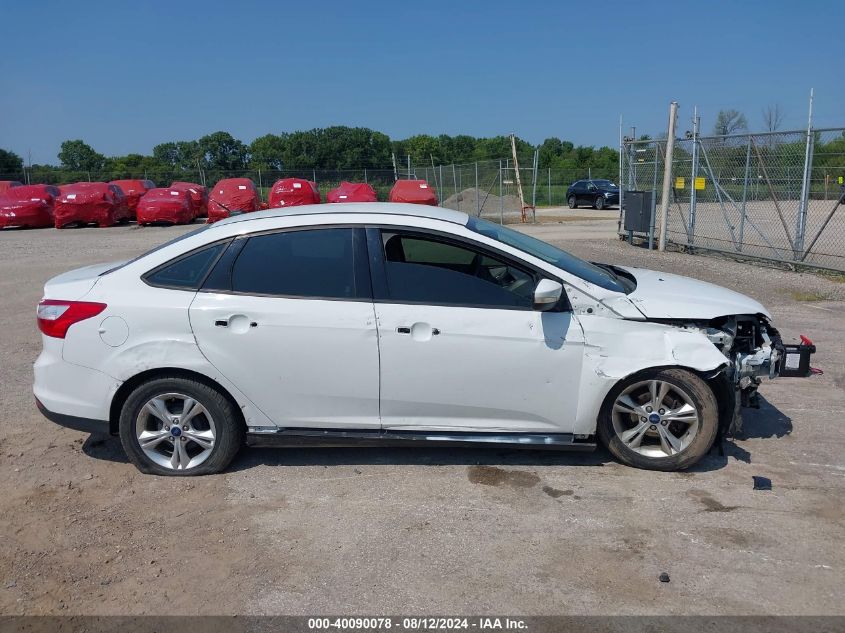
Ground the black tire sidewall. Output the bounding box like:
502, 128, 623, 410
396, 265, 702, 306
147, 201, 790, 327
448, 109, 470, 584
568, 195, 577, 209
118, 377, 243, 476
597, 368, 719, 471
596, 196, 605, 210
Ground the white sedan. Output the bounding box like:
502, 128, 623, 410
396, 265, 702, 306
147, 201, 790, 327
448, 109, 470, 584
33, 203, 803, 475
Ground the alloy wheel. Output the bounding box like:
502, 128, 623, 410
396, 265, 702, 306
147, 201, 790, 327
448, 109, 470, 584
611, 379, 700, 458
135, 392, 217, 471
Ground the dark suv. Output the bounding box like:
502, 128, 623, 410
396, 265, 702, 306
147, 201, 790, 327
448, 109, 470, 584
566, 179, 619, 210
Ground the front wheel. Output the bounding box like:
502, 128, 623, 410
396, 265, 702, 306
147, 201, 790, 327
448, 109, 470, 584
597, 368, 719, 471
595, 196, 605, 210
119, 376, 244, 476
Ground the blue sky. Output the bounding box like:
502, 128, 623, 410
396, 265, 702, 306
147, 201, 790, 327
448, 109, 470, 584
1, 0, 842, 164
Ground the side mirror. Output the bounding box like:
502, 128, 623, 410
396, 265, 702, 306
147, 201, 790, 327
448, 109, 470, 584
533, 279, 563, 311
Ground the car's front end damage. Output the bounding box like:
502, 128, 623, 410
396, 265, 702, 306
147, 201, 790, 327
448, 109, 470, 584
647, 313, 811, 438
604, 266, 817, 439
569, 265, 817, 444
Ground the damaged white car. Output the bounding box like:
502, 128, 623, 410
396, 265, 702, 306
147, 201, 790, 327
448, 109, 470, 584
33, 203, 815, 475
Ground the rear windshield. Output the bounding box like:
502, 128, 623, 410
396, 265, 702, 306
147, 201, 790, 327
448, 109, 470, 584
466, 217, 626, 293
99, 225, 210, 276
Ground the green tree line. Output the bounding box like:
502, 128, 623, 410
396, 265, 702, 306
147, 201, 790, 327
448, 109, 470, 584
0, 126, 621, 183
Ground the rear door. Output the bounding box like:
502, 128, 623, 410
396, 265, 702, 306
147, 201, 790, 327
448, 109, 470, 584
189, 226, 381, 429
368, 227, 585, 433
574, 181, 589, 204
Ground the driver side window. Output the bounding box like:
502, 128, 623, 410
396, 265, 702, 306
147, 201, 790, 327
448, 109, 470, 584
380, 231, 536, 309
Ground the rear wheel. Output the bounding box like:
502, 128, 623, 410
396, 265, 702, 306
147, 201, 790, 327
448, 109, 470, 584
568, 195, 577, 209
119, 376, 243, 476
597, 368, 719, 471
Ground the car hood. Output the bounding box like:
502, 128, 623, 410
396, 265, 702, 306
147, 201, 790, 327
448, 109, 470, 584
618, 266, 771, 320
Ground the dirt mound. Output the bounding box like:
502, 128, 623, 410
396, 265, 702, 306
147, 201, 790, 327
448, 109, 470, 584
442, 187, 525, 219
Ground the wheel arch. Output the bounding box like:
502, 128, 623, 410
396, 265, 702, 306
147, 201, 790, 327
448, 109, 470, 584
593, 363, 729, 428
109, 367, 245, 435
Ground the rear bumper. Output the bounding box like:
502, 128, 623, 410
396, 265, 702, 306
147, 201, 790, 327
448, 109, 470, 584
35, 397, 109, 434
33, 341, 118, 425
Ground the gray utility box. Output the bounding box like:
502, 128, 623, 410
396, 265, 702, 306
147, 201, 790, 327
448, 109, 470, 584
622, 190, 654, 233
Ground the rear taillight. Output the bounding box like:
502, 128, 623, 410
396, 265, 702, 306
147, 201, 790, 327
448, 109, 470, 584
37, 299, 106, 338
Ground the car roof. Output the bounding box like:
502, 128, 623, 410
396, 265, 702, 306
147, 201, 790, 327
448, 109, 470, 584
212, 202, 469, 227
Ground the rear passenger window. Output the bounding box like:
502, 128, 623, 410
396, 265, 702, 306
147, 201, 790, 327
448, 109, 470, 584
230, 228, 362, 299
145, 242, 227, 290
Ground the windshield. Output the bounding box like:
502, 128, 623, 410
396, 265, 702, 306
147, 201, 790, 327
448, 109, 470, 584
99, 225, 210, 276
592, 180, 618, 190
466, 217, 626, 293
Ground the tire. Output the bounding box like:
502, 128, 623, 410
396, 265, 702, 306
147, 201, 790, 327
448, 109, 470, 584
595, 196, 605, 210
118, 375, 244, 476
597, 368, 719, 471
568, 195, 577, 209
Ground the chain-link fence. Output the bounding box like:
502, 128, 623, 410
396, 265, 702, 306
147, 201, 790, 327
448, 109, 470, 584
411, 159, 616, 222
621, 128, 845, 272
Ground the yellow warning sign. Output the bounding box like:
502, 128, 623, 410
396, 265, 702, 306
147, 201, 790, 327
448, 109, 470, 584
674, 177, 685, 189
695, 177, 706, 190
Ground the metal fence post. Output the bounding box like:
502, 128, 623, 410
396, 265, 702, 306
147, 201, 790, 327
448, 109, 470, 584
738, 138, 752, 251
499, 160, 504, 225
689, 112, 700, 246
548, 167, 551, 206
649, 140, 659, 250
618, 117, 625, 236
475, 162, 479, 216
796, 132, 815, 257
796, 89, 815, 257
452, 164, 459, 210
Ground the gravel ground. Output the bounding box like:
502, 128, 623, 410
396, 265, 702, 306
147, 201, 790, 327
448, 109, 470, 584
0, 219, 843, 616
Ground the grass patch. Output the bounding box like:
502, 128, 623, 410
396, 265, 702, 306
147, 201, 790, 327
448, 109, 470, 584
789, 290, 832, 302
816, 270, 845, 283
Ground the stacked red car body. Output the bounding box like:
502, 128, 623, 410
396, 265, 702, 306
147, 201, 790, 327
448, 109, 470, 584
54, 182, 131, 228
136, 188, 194, 225
170, 182, 208, 218
109, 179, 155, 218
268, 178, 321, 208
0, 184, 60, 229
207, 178, 260, 223
388, 179, 438, 205
326, 181, 378, 203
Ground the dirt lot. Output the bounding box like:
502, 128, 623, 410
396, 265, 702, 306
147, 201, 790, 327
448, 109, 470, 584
1, 218, 843, 616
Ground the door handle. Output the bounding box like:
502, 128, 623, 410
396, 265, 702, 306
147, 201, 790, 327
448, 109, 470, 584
397, 326, 440, 335
214, 315, 256, 331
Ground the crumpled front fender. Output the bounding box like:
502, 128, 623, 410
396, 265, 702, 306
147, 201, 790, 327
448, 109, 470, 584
573, 315, 728, 434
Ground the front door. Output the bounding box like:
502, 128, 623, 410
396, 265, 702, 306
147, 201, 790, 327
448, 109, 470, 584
189, 226, 380, 429
369, 228, 585, 433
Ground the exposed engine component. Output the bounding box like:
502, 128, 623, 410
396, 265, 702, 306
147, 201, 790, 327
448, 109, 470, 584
651, 315, 784, 436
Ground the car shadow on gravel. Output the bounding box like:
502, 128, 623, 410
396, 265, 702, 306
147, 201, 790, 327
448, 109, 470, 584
228, 445, 614, 471
703, 394, 793, 468
81, 434, 129, 463
79, 394, 791, 473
